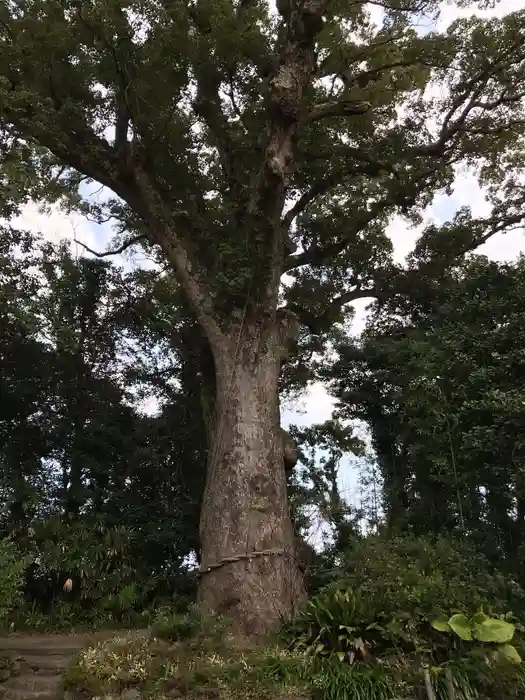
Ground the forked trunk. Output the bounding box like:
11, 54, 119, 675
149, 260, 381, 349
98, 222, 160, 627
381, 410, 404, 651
198, 319, 305, 637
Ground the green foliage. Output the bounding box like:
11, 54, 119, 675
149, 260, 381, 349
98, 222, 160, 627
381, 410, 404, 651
286, 535, 525, 699
20, 517, 149, 625
287, 584, 394, 662
431, 610, 521, 665
432, 611, 514, 644
64, 630, 312, 700
0, 537, 28, 625
330, 534, 524, 622
310, 660, 401, 700
151, 604, 229, 652
0, 230, 204, 629
64, 632, 158, 698
431, 665, 478, 700
64, 620, 404, 700
329, 257, 525, 585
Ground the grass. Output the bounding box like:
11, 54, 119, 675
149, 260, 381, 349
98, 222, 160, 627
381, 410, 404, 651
62, 633, 312, 700
0, 653, 16, 683
61, 607, 405, 700
61, 607, 525, 700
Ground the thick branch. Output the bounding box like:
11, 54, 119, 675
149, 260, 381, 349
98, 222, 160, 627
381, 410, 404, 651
282, 172, 342, 228
284, 200, 394, 271
282, 160, 392, 228
416, 37, 525, 156
290, 286, 380, 336
301, 144, 398, 168
72, 2, 137, 163
289, 207, 525, 336
187, 5, 238, 185
333, 286, 381, 306
303, 99, 371, 124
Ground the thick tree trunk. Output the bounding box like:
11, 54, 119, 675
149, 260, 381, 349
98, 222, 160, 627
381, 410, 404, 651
198, 319, 305, 637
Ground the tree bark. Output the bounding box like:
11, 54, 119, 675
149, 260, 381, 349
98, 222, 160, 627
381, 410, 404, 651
198, 317, 305, 637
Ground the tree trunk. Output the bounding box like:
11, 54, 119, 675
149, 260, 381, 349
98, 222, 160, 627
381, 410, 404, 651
198, 318, 305, 637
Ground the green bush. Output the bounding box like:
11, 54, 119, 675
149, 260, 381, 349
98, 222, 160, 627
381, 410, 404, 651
287, 535, 523, 662
286, 583, 402, 662
311, 660, 402, 700
64, 630, 312, 700
151, 603, 231, 654
8, 515, 198, 631
286, 534, 525, 699
335, 534, 525, 620
0, 537, 28, 627
13, 516, 160, 629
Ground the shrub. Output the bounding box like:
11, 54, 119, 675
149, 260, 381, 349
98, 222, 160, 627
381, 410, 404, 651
311, 660, 403, 700
64, 632, 162, 698
0, 537, 28, 627
335, 534, 525, 620
286, 583, 402, 662
431, 610, 522, 664
151, 603, 230, 653
285, 534, 525, 699
0, 654, 16, 682
15, 516, 159, 629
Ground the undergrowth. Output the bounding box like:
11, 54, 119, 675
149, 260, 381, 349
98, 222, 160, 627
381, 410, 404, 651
62, 606, 404, 700
62, 594, 525, 700
0, 654, 15, 683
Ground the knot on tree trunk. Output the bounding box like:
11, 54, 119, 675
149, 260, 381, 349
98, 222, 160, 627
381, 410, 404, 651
269, 66, 302, 121
280, 427, 298, 471
276, 308, 301, 363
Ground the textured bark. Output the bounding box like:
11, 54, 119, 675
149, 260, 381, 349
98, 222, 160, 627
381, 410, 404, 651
198, 319, 305, 637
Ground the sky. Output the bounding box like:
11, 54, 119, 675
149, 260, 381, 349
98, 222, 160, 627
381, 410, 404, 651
9, 0, 525, 512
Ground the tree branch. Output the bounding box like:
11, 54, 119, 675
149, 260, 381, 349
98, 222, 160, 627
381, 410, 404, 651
283, 167, 390, 230
303, 99, 371, 124
333, 286, 380, 306
290, 286, 380, 336
187, 4, 239, 188
76, 235, 146, 258
300, 144, 396, 167
284, 205, 387, 272
69, 1, 136, 161
282, 172, 342, 229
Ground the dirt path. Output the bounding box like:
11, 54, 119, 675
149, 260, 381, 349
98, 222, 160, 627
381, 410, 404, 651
0, 630, 148, 700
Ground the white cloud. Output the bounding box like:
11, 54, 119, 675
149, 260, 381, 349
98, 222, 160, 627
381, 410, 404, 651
11, 200, 99, 254
437, 0, 523, 31
282, 383, 335, 429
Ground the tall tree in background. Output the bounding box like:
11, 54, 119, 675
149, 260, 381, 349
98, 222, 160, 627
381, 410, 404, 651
0, 229, 206, 584
328, 256, 525, 578
2, 0, 525, 632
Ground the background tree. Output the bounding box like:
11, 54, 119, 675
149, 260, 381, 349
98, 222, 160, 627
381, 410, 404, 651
2, 0, 525, 633
0, 228, 209, 619
327, 255, 525, 582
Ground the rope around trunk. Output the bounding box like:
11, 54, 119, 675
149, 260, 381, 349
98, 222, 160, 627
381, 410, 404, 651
198, 548, 286, 577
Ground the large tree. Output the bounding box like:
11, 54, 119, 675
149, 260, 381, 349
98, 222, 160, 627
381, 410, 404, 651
2, 0, 525, 633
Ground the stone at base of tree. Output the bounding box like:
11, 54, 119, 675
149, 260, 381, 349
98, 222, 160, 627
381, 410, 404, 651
120, 689, 141, 700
